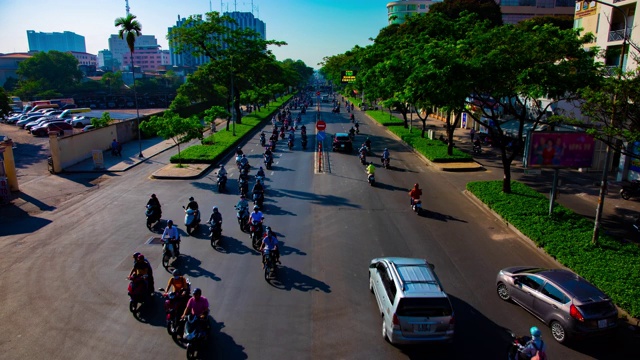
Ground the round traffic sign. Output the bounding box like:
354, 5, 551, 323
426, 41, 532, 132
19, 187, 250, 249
316, 91, 320, 96
316, 120, 326, 131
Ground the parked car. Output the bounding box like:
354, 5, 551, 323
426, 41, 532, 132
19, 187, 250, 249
71, 116, 94, 128
369, 257, 455, 345
24, 117, 58, 131
81, 125, 95, 132
31, 121, 73, 137
496, 266, 618, 343
16, 114, 47, 128
332, 133, 353, 152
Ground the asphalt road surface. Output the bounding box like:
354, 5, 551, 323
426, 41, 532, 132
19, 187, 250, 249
1, 99, 637, 360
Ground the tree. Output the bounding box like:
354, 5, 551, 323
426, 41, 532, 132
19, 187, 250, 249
15, 51, 82, 98
2, 77, 18, 92
0, 87, 12, 119
101, 71, 124, 94
462, 23, 600, 193
140, 110, 204, 167
115, 13, 143, 157
203, 105, 231, 134
91, 112, 111, 128
429, 0, 503, 27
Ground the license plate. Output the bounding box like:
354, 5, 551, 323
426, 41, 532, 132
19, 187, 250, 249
414, 324, 431, 332
340, 144, 344, 148
598, 319, 607, 328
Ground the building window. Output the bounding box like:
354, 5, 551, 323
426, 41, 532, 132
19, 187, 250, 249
407, 4, 417, 11
537, 0, 555, 8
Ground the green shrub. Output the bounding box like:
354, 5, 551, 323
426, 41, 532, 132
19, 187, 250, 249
467, 180, 640, 318
388, 126, 473, 162
365, 109, 405, 126
170, 95, 291, 164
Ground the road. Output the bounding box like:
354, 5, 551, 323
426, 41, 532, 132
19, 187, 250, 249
0, 98, 637, 359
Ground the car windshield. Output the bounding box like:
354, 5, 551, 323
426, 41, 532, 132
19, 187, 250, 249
397, 298, 452, 317
578, 300, 615, 317
336, 136, 350, 141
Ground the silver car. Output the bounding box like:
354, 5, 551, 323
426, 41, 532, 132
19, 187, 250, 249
496, 266, 618, 343
369, 257, 455, 344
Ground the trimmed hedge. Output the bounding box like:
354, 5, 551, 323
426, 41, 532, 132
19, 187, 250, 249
170, 96, 291, 164
365, 108, 405, 126
467, 180, 640, 318
388, 126, 473, 162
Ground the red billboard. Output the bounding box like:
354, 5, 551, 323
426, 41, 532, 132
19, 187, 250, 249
526, 132, 595, 169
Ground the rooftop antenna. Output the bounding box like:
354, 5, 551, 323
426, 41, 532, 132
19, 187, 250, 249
125, 0, 130, 15
234, 0, 237, 11
210, 0, 212, 12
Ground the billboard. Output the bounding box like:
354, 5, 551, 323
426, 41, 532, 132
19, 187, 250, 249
341, 70, 357, 83
526, 132, 595, 169
575, 1, 598, 19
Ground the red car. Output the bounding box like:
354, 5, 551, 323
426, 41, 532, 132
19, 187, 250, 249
31, 121, 73, 137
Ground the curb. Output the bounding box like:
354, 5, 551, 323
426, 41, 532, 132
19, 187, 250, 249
151, 163, 213, 180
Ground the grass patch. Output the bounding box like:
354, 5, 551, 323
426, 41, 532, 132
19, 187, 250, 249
389, 126, 472, 162
365, 108, 405, 126
170, 96, 291, 164
467, 180, 640, 318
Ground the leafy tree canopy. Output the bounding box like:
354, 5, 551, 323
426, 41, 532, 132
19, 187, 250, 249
429, 0, 503, 27
15, 51, 83, 98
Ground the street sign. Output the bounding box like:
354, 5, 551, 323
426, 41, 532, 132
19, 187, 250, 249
316, 91, 320, 96
316, 120, 326, 131
317, 131, 326, 141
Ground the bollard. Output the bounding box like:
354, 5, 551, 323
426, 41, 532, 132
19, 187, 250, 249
318, 142, 323, 172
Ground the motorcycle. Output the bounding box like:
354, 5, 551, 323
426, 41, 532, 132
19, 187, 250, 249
367, 172, 375, 186
288, 139, 294, 150
301, 137, 308, 150
250, 220, 264, 250
355, 123, 360, 134
263, 249, 277, 280
382, 157, 390, 169
216, 173, 227, 193
620, 180, 640, 200
145, 205, 161, 230
252, 192, 265, 209
160, 281, 191, 337
235, 155, 242, 169
182, 207, 200, 235
255, 175, 265, 186
239, 177, 249, 197
269, 140, 276, 152
235, 205, 250, 232
260, 133, 266, 147
507, 331, 531, 360
472, 142, 482, 155
264, 154, 273, 170
182, 314, 209, 359
207, 220, 222, 247
161, 236, 181, 268
127, 274, 150, 313
350, 114, 355, 123
359, 152, 367, 165
411, 199, 423, 215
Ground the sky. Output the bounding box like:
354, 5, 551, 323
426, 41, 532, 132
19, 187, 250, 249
0, 0, 390, 69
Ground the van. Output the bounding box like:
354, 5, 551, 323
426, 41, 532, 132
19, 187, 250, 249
30, 104, 59, 113
369, 257, 455, 344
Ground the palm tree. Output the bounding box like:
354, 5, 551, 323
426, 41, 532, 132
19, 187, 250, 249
115, 13, 144, 157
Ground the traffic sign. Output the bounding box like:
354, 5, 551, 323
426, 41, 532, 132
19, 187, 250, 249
316, 91, 320, 96
316, 120, 326, 131
317, 131, 326, 141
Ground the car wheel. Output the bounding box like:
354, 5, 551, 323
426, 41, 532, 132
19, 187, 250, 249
497, 282, 511, 301
550, 321, 567, 343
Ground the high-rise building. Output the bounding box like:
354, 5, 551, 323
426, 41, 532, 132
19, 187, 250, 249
386, 0, 575, 25
169, 11, 266, 71
108, 34, 159, 70
121, 45, 172, 72
26, 30, 86, 52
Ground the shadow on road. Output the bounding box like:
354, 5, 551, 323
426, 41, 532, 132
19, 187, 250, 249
214, 234, 254, 255
422, 210, 467, 223
201, 318, 248, 360
275, 265, 331, 293
176, 255, 221, 282
132, 293, 169, 328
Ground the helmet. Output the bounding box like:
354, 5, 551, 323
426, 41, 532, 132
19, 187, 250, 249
253, 205, 259, 210
189, 196, 194, 201
212, 206, 218, 212
242, 155, 246, 158
220, 164, 225, 168
133, 252, 141, 259
172, 269, 181, 277
137, 254, 145, 261
151, 194, 156, 198
193, 288, 202, 296
384, 148, 388, 151
168, 220, 174, 226
414, 183, 419, 188
240, 195, 246, 199
259, 166, 263, 170
370, 162, 374, 165
530, 326, 541, 338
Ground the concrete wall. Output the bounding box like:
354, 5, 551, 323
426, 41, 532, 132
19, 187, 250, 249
49, 119, 138, 171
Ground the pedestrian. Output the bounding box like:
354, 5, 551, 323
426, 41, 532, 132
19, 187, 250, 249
116, 141, 123, 157
470, 128, 476, 142
111, 139, 118, 156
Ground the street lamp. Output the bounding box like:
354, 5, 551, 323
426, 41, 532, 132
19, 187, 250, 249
590, 0, 628, 244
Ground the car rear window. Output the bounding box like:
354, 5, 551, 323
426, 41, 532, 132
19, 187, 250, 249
336, 136, 350, 141
397, 297, 452, 317
578, 301, 615, 317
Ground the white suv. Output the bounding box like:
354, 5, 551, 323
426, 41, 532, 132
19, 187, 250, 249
369, 257, 455, 344
70, 116, 93, 128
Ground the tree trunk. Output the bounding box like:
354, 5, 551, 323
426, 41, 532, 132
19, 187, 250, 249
401, 108, 408, 128
421, 119, 427, 138
501, 147, 513, 193
226, 118, 230, 131
234, 91, 242, 125
177, 143, 182, 167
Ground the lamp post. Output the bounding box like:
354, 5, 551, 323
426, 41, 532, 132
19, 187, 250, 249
590, 0, 627, 244
230, 55, 235, 136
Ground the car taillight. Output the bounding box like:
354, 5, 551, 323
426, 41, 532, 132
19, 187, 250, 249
570, 304, 584, 322
392, 313, 400, 328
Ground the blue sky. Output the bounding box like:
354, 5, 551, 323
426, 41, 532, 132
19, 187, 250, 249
0, 0, 390, 69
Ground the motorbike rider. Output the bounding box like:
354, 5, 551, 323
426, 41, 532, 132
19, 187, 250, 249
256, 166, 266, 179
252, 181, 265, 204
181, 288, 210, 332
300, 124, 307, 136
364, 137, 372, 150
129, 253, 155, 295
161, 219, 181, 257
366, 162, 376, 178
249, 205, 264, 229
235, 147, 243, 156
350, 113, 355, 122
217, 164, 227, 178
348, 127, 356, 139
264, 147, 273, 160
208, 206, 222, 228
186, 197, 200, 223
236, 195, 249, 211
359, 145, 367, 163
146, 194, 162, 221
165, 269, 190, 297
260, 226, 281, 264
519, 327, 547, 360
409, 183, 423, 206
260, 131, 266, 145
381, 148, 390, 164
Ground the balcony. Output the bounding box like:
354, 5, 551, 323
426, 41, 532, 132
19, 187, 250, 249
608, 27, 633, 42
